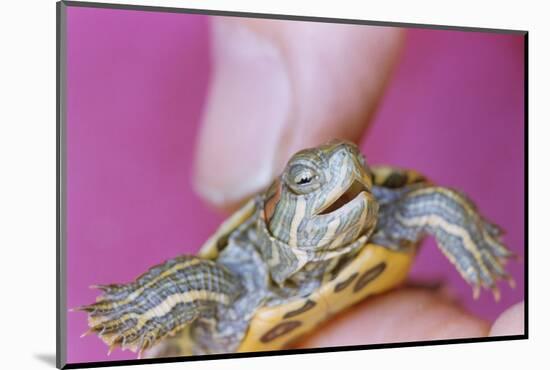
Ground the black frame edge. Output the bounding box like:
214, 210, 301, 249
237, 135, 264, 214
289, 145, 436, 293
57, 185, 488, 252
62, 335, 527, 369
523, 32, 529, 339
62, 0, 527, 35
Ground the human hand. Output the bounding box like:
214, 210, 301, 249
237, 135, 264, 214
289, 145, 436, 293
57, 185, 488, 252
295, 287, 524, 348
192, 17, 524, 347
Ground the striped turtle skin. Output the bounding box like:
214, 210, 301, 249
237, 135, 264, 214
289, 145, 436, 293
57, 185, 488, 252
76, 140, 514, 357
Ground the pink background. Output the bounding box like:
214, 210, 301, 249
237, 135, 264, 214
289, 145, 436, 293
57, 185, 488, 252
66, 7, 525, 364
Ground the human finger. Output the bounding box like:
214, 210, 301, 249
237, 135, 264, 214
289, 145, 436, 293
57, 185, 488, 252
193, 17, 404, 210
295, 287, 490, 348
489, 301, 524, 336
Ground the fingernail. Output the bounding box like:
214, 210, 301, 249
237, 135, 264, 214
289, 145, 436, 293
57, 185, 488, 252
194, 19, 292, 208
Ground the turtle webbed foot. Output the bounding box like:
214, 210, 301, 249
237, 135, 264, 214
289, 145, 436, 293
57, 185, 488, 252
458, 218, 516, 301
74, 256, 242, 357
422, 188, 515, 300
392, 186, 516, 300
75, 280, 200, 357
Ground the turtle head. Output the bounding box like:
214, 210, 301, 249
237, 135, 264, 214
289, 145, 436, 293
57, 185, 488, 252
263, 140, 378, 250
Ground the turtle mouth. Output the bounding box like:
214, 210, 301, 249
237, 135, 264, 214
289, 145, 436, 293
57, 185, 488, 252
317, 179, 369, 215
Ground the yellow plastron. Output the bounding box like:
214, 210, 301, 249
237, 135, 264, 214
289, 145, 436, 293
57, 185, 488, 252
237, 243, 416, 352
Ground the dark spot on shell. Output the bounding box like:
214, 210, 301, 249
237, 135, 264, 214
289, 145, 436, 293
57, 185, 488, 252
334, 272, 359, 293
353, 262, 387, 293
260, 321, 302, 343
410, 176, 426, 184
329, 255, 355, 281
383, 172, 407, 188
216, 234, 230, 251
283, 300, 316, 319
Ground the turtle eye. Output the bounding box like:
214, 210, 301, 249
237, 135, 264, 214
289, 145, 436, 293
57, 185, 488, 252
285, 165, 322, 194
295, 170, 313, 185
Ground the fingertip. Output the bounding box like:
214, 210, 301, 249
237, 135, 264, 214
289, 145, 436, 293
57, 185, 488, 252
193, 18, 291, 209
489, 301, 525, 336
194, 18, 404, 209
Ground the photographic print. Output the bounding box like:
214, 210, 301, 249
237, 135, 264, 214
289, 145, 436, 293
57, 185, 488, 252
57, 1, 527, 368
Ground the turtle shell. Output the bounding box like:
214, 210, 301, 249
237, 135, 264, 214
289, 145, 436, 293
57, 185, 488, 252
237, 243, 415, 352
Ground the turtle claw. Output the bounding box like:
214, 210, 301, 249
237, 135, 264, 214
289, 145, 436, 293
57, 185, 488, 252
71, 305, 89, 313
107, 344, 116, 356
73, 303, 99, 314
490, 286, 501, 302
500, 274, 516, 289
472, 285, 481, 300
94, 283, 124, 292
80, 329, 93, 338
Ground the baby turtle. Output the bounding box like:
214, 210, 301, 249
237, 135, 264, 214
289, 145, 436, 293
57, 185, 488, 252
76, 140, 514, 357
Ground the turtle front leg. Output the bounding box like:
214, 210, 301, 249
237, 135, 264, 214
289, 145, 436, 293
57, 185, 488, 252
375, 186, 515, 300
74, 256, 242, 357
